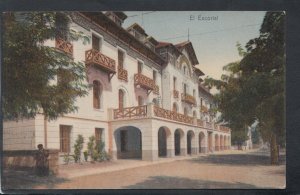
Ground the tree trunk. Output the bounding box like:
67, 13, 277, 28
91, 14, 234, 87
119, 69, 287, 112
270, 134, 279, 165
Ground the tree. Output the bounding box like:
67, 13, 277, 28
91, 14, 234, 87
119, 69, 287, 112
3, 12, 89, 121
205, 12, 285, 164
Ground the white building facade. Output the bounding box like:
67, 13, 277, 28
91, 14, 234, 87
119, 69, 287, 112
3, 12, 231, 162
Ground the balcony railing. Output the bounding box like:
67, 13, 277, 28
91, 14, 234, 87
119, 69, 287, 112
181, 93, 196, 105
173, 90, 179, 98
111, 104, 231, 133
55, 37, 73, 56
200, 105, 208, 113
205, 121, 213, 129
197, 119, 204, 127
153, 84, 159, 95
85, 49, 116, 73
153, 106, 194, 125
113, 105, 147, 119
118, 68, 128, 82
134, 73, 155, 90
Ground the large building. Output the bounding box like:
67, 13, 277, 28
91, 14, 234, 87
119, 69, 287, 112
3, 12, 231, 162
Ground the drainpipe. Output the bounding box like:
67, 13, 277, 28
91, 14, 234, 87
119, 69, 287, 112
44, 115, 48, 149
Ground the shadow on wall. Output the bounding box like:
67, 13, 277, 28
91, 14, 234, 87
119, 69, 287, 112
124, 176, 259, 189
2, 169, 69, 190
189, 151, 286, 166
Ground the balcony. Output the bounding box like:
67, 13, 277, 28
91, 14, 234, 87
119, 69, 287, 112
200, 105, 209, 113
111, 104, 231, 133
85, 49, 116, 74
153, 106, 194, 125
173, 90, 179, 98
113, 105, 147, 119
118, 68, 128, 82
134, 73, 155, 91
181, 93, 196, 105
55, 37, 73, 56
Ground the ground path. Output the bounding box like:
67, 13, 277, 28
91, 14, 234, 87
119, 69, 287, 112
2, 149, 285, 189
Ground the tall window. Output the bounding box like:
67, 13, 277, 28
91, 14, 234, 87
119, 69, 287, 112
60, 125, 71, 153
95, 128, 103, 145
172, 103, 178, 112
138, 61, 143, 74
118, 50, 124, 69
193, 111, 197, 118
153, 70, 157, 84
92, 34, 101, 51
183, 66, 186, 75
200, 98, 203, 107
183, 83, 187, 95
120, 130, 128, 152
119, 89, 125, 109
184, 107, 188, 115
93, 80, 101, 109
138, 96, 143, 106
173, 77, 177, 90
193, 89, 196, 97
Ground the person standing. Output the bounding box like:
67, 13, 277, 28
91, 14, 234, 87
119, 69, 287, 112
35, 144, 49, 176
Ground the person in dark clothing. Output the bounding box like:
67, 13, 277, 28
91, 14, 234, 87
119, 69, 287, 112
35, 144, 49, 176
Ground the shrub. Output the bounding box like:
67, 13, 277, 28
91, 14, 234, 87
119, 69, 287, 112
83, 150, 88, 162
73, 134, 84, 163
63, 153, 71, 165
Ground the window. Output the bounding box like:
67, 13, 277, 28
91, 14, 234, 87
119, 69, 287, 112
200, 98, 203, 107
183, 66, 186, 75
95, 128, 103, 145
183, 83, 187, 94
93, 80, 101, 109
92, 34, 101, 51
138, 96, 143, 106
153, 98, 159, 106
173, 77, 177, 90
60, 125, 71, 153
184, 107, 188, 115
120, 130, 128, 152
119, 89, 125, 109
172, 103, 178, 112
153, 70, 157, 84
193, 89, 196, 97
138, 61, 143, 74
193, 111, 197, 118
118, 50, 124, 69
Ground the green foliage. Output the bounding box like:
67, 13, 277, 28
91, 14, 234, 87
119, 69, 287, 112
251, 127, 260, 145
83, 150, 88, 162
3, 12, 89, 121
63, 153, 72, 165
87, 136, 98, 161
204, 12, 285, 164
73, 134, 84, 163
87, 136, 110, 162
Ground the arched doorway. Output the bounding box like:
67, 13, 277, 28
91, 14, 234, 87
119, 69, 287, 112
158, 126, 171, 157
114, 126, 142, 159
187, 130, 195, 155
199, 132, 206, 153
215, 134, 219, 151
220, 135, 223, 150
174, 129, 184, 156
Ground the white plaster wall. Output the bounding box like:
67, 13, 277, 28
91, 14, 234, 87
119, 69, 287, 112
3, 119, 36, 150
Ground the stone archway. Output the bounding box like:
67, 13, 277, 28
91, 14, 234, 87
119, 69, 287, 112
215, 134, 219, 151
158, 126, 171, 157
174, 128, 185, 156
114, 126, 142, 159
199, 132, 206, 153
187, 130, 195, 155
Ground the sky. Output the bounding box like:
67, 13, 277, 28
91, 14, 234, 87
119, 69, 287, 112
123, 11, 266, 81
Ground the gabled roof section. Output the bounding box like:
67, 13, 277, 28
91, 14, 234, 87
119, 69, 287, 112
156, 41, 182, 55
80, 12, 165, 66
175, 41, 199, 65
194, 67, 205, 76
126, 23, 148, 36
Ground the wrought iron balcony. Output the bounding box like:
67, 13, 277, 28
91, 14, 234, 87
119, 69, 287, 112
181, 93, 196, 105
55, 37, 73, 56
134, 73, 155, 90
118, 68, 128, 82
85, 49, 116, 74
173, 90, 179, 98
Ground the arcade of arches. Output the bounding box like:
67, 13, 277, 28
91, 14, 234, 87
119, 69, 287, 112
113, 125, 231, 160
